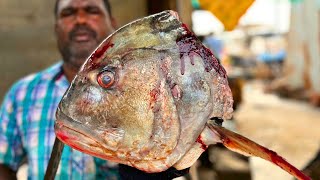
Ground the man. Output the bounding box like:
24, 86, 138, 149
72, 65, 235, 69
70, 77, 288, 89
0, 0, 118, 179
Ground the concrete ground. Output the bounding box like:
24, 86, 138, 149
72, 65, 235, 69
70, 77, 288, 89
234, 81, 320, 180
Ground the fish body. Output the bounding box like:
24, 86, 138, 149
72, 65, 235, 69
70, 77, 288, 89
55, 11, 310, 180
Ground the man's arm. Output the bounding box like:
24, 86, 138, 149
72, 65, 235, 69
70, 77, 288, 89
0, 164, 17, 180
0, 84, 24, 180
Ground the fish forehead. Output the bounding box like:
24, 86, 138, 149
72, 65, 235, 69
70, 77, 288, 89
81, 10, 183, 73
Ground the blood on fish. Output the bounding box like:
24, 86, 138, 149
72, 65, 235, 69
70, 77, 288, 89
196, 136, 208, 150
85, 41, 114, 71
180, 57, 185, 75
150, 88, 159, 102
176, 24, 226, 77
189, 52, 195, 65
171, 84, 181, 99
90, 41, 114, 60
56, 130, 73, 142
149, 88, 160, 112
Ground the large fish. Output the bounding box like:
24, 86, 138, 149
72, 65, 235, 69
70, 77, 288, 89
55, 11, 310, 179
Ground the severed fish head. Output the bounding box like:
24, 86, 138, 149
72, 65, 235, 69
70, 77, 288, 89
56, 10, 232, 171
55, 11, 310, 179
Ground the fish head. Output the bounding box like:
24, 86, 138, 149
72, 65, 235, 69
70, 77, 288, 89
55, 10, 233, 171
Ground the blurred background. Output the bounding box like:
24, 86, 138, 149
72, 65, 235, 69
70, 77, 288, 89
0, 0, 319, 179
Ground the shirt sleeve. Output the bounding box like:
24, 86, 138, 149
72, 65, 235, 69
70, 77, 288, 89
0, 86, 25, 171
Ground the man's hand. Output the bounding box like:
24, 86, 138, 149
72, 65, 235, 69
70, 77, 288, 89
119, 164, 189, 180
0, 164, 16, 180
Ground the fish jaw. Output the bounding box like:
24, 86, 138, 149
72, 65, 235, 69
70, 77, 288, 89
55, 101, 179, 172
55, 106, 128, 163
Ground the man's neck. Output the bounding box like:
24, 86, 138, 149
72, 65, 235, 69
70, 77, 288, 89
62, 63, 80, 82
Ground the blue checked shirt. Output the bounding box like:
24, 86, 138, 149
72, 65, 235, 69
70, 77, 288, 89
0, 62, 119, 180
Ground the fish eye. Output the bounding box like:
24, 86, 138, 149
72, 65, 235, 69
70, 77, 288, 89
97, 71, 115, 89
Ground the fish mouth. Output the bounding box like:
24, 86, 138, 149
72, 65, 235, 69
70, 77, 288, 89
55, 107, 125, 158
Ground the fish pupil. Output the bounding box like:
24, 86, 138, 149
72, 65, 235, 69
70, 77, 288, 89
102, 75, 111, 84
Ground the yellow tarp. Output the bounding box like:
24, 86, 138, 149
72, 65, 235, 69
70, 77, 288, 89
198, 0, 255, 31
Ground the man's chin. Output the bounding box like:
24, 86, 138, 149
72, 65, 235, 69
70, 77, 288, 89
70, 44, 97, 59
61, 41, 100, 67
63, 53, 91, 71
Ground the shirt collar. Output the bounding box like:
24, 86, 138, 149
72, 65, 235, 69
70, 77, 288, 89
43, 62, 70, 89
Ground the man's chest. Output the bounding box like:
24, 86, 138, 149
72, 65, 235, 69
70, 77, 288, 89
17, 94, 97, 178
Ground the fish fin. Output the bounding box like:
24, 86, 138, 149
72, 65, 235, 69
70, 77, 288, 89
207, 122, 311, 180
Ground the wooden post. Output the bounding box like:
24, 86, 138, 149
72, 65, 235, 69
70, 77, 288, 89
176, 0, 193, 28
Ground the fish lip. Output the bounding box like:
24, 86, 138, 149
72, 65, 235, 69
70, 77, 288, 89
55, 108, 122, 152
55, 120, 102, 148
55, 121, 123, 163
